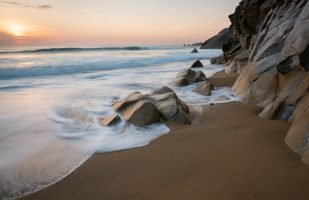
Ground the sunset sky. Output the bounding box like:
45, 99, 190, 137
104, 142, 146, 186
0, 0, 240, 47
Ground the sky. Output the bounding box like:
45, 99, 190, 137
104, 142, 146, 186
0, 0, 240, 47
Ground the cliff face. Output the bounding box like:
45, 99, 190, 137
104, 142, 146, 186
200, 28, 230, 49
218, 0, 309, 163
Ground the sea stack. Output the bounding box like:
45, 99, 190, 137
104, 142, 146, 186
191, 48, 198, 53
190, 60, 204, 68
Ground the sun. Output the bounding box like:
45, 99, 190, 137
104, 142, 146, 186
6, 23, 28, 37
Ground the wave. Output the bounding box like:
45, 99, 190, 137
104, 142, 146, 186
0, 53, 219, 80
0, 46, 150, 54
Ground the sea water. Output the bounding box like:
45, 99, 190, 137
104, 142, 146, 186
0, 46, 238, 199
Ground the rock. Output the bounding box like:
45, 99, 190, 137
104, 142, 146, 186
285, 93, 309, 165
150, 86, 174, 94
148, 88, 190, 123
201, 28, 231, 49
171, 77, 189, 87
113, 91, 145, 112
99, 114, 121, 126
121, 100, 161, 126
193, 81, 214, 96
172, 69, 206, 86
207, 0, 309, 163
190, 60, 204, 68
176, 69, 195, 79
191, 71, 206, 82
112, 87, 190, 126
149, 87, 190, 123
191, 48, 198, 53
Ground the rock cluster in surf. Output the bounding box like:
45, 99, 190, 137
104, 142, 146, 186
210, 0, 309, 164
100, 60, 215, 127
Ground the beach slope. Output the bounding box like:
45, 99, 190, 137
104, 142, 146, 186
24, 73, 309, 200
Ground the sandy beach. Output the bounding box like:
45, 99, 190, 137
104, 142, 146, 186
23, 72, 309, 200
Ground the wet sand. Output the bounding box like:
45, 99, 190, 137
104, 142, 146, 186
23, 71, 309, 200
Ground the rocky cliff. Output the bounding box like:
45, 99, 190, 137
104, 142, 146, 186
200, 28, 230, 49
214, 0, 309, 164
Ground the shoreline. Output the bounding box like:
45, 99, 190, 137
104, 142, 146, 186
23, 71, 309, 200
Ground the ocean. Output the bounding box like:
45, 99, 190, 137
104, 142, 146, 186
0, 46, 238, 199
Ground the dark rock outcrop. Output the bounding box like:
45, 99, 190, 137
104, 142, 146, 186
190, 60, 204, 68
213, 0, 309, 164
112, 87, 190, 126
191, 48, 198, 53
201, 28, 231, 49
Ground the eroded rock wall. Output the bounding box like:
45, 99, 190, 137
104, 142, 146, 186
200, 28, 231, 49
219, 0, 309, 164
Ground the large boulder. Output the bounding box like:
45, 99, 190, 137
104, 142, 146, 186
121, 100, 161, 126
193, 81, 214, 96
112, 86, 190, 126
148, 87, 190, 124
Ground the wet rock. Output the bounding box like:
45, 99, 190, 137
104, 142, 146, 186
112, 87, 190, 126
193, 81, 214, 96
191, 48, 198, 53
172, 69, 206, 86
172, 77, 189, 87
190, 60, 204, 68
99, 114, 121, 126
121, 100, 161, 126
150, 86, 174, 94
113, 91, 145, 112
191, 71, 206, 82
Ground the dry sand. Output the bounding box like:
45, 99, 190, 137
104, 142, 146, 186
23, 71, 309, 200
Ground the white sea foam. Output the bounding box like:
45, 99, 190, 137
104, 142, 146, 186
0, 46, 237, 199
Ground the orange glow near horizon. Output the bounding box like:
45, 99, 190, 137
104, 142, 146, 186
0, 0, 241, 47
5, 23, 29, 37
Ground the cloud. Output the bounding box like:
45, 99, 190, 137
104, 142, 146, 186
37, 4, 52, 9
0, 1, 52, 10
